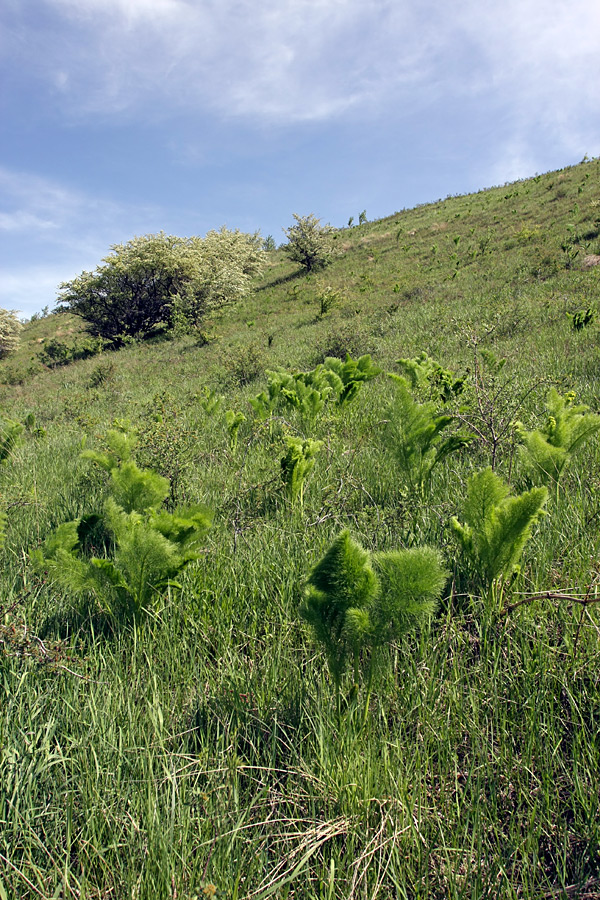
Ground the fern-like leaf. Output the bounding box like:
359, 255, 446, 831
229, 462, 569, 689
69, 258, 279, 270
0, 417, 24, 464
372, 546, 448, 644
517, 389, 600, 489
281, 437, 323, 505
452, 467, 547, 590
386, 375, 470, 494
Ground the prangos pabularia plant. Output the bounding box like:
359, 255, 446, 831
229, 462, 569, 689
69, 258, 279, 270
451, 467, 547, 600
280, 436, 323, 506
516, 388, 600, 496
385, 374, 473, 496
300, 530, 447, 720
31, 427, 212, 621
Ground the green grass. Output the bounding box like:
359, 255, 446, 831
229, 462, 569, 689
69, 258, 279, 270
1, 158, 600, 898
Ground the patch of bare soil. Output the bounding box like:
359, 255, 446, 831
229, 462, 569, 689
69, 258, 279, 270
358, 231, 392, 246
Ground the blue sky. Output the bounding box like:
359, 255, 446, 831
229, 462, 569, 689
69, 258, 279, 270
1, 0, 599, 319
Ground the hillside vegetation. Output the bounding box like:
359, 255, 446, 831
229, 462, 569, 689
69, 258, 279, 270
1, 158, 600, 899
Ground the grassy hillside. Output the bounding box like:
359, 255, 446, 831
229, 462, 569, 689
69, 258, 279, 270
1, 158, 600, 899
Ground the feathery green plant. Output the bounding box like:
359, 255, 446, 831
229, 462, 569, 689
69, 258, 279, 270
81, 422, 136, 468
263, 368, 333, 427
225, 409, 246, 451
281, 378, 329, 425
516, 389, 600, 495
451, 467, 548, 596
316, 285, 343, 318
301, 530, 447, 719
33, 500, 211, 620
301, 531, 377, 704
23, 410, 46, 438
567, 307, 596, 331
0, 416, 24, 464
197, 386, 223, 416
32, 428, 212, 620
323, 353, 381, 405
280, 436, 323, 506
249, 378, 281, 422
385, 375, 473, 495
396, 351, 464, 403
82, 426, 170, 513
258, 354, 380, 427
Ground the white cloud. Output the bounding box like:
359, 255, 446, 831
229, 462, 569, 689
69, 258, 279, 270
0, 167, 88, 232
11, 0, 433, 120
453, 0, 600, 184
0, 211, 57, 232
484, 139, 542, 188
0, 265, 72, 317
4, 0, 591, 160
0, 166, 162, 247
0, 167, 164, 316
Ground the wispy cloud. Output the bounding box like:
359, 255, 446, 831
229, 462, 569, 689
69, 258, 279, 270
455, 0, 600, 183
1, 1, 456, 121
0, 167, 89, 234
0, 166, 163, 314
0, 265, 74, 318
2, 0, 594, 153
0, 165, 164, 246
0, 211, 57, 232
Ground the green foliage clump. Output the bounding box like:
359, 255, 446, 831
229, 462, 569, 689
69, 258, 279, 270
0, 416, 24, 464
316, 285, 343, 318
265, 368, 334, 425
301, 530, 447, 714
225, 410, 246, 451
567, 307, 596, 330
282, 377, 328, 425
385, 375, 473, 495
197, 386, 223, 417
516, 389, 600, 492
282, 213, 336, 273
0, 308, 22, 358
323, 353, 381, 405
280, 437, 323, 506
249, 379, 281, 422
39, 336, 105, 368
301, 531, 377, 690
451, 467, 548, 593
32, 428, 212, 620
396, 351, 464, 403
57, 229, 265, 342
255, 354, 379, 426
225, 342, 265, 387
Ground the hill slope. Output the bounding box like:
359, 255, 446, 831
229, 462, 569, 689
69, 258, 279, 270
1, 159, 600, 900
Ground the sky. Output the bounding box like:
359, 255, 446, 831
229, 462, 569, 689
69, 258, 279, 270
1, 0, 599, 319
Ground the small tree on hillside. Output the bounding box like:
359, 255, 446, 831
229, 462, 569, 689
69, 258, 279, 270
0, 308, 22, 359
57, 229, 264, 343
283, 213, 336, 273
179, 228, 264, 327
